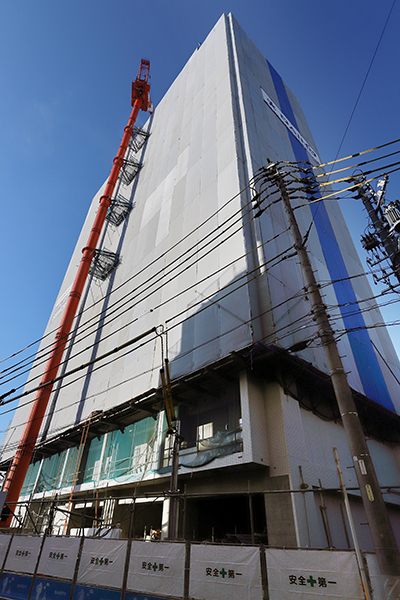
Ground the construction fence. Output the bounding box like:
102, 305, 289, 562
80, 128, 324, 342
0, 533, 390, 600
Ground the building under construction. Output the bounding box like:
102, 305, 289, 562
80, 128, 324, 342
0, 12, 400, 599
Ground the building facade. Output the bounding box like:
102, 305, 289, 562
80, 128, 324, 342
2, 13, 400, 551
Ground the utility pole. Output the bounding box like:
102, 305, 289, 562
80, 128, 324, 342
265, 162, 400, 577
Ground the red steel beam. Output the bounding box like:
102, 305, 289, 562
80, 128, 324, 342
1, 60, 151, 527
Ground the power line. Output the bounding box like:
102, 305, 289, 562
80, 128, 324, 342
0, 243, 296, 407
0, 266, 310, 450
4, 138, 398, 380
0, 180, 255, 367
4, 149, 400, 456
329, 0, 397, 170
0, 191, 254, 378
0, 207, 289, 391
0, 180, 281, 385
4, 274, 400, 456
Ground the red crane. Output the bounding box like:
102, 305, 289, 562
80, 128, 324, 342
0, 59, 152, 527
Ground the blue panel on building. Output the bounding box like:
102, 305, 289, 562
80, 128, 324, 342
267, 60, 395, 412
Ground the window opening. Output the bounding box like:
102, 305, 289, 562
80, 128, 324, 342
179, 381, 241, 448
197, 422, 213, 449
162, 381, 242, 469
20, 462, 41, 496
185, 495, 267, 544
35, 452, 64, 493
101, 417, 158, 481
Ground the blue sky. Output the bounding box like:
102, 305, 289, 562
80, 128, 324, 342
0, 0, 399, 438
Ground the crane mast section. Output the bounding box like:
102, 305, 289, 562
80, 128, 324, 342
0, 59, 151, 527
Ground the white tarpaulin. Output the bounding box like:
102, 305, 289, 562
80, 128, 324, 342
266, 549, 364, 599
363, 553, 400, 600
0, 535, 12, 569
4, 535, 42, 574
126, 540, 185, 597
77, 538, 127, 589
189, 544, 262, 600
364, 554, 384, 600
37, 536, 81, 580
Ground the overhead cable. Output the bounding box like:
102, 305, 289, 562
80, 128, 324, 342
328, 0, 397, 169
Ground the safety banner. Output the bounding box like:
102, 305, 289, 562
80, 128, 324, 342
0, 573, 32, 600
189, 544, 262, 600
126, 540, 185, 598
37, 536, 81, 581
72, 584, 121, 600
0, 535, 12, 569
31, 578, 72, 600
4, 535, 42, 575
77, 538, 127, 589
265, 548, 364, 599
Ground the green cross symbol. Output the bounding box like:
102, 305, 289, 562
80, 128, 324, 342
220, 568, 227, 578
307, 575, 317, 587
152, 563, 158, 572
99, 558, 104, 566
56, 553, 60, 560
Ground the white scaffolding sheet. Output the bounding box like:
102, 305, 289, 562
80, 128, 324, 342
189, 544, 262, 600
0, 535, 11, 569
77, 538, 127, 589
37, 536, 81, 580
363, 554, 400, 599
265, 548, 364, 599
126, 540, 185, 597
4, 535, 42, 574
